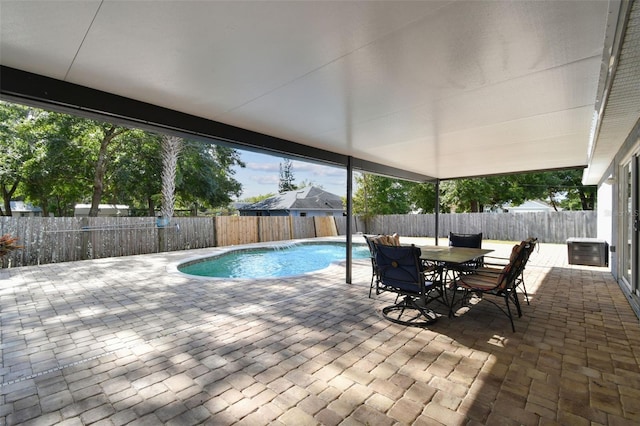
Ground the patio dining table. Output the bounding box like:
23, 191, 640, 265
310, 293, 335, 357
418, 245, 494, 287
418, 245, 494, 265
418, 245, 494, 315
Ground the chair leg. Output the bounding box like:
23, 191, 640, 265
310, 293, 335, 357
368, 274, 374, 298
503, 293, 516, 332
511, 290, 523, 317
519, 275, 530, 305
381, 296, 437, 327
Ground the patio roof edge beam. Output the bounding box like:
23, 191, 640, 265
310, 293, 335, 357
440, 165, 589, 182
351, 158, 436, 183
0, 66, 350, 167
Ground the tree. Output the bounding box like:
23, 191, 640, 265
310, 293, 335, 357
0, 102, 35, 215
175, 142, 245, 212
110, 131, 163, 216
88, 123, 130, 216
439, 170, 596, 212
19, 112, 91, 217
160, 135, 183, 220
408, 182, 438, 214
353, 174, 415, 215
278, 158, 296, 193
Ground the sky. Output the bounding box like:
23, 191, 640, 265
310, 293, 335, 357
232, 150, 349, 200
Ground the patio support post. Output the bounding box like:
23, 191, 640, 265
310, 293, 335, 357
346, 156, 353, 284
435, 179, 440, 245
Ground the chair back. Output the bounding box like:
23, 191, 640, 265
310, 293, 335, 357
363, 235, 378, 258
363, 235, 380, 274
449, 232, 482, 248
374, 243, 424, 294
523, 237, 538, 261
496, 240, 532, 290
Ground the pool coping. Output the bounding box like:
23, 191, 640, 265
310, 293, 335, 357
166, 236, 369, 281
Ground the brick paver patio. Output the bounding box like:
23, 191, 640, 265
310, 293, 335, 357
1, 237, 639, 425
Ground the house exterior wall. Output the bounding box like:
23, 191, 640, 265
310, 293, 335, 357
597, 181, 614, 276
74, 204, 130, 217
599, 119, 640, 318
290, 210, 344, 218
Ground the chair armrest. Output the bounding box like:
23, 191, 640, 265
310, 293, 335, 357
473, 266, 504, 278
484, 255, 508, 262
482, 261, 507, 267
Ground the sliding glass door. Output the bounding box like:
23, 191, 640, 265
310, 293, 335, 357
620, 154, 638, 294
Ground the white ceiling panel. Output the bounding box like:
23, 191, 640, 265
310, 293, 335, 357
1, 0, 626, 182
67, 0, 451, 118
0, 0, 101, 79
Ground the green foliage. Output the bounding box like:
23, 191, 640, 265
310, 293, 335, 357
241, 193, 276, 204
278, 158, 296, 193
353, 169, 596, 215
176, 143, 244, 210
0, 101, 37, 215
110, 131, 163, 215
0, 101, 246, 216
439, 170, 596, 212
408, 182, 437, 213
353, 174, 415, 215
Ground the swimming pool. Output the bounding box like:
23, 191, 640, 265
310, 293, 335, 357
178, 242, 370, 279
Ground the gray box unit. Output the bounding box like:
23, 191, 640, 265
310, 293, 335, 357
567, 238, 609, 267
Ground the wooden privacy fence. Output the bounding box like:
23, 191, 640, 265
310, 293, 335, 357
356, 211, 597, 244
1, 211, 593, 267
0, 215, 339, 268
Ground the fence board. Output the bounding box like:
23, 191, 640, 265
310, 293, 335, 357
363, 211, 596, 243
314, 217, 338, 237
215, 216, 258, 246
259, 217, 291, 242
291, 217, 316, 239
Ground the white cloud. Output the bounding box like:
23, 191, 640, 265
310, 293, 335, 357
246, 162, 279, 172
250, 174, 279, 184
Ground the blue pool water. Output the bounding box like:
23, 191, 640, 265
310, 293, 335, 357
179, 242, 370, 278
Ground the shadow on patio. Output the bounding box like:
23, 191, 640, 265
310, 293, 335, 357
1, 240, 639, 425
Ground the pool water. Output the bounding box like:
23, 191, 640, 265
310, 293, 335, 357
179, 242, 370, 278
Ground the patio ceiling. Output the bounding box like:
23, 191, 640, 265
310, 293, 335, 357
0, 1, 635, 183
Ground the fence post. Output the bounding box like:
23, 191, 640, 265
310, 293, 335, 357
213, 216, 218, 247
81, 217, 90, 260
157, 217, 167, 252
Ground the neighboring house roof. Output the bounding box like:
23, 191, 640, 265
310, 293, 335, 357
507, 200, 561, 212
231, 202, 251, 210
240, 187, 343, 212
10, 201, 42, 213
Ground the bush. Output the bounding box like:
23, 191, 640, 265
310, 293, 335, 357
0, 234, 22, 258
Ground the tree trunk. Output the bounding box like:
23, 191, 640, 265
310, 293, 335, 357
38, 195, 49, 217
1, 180, 20, 216
89, 126, 125, 217
147, 197, 155, 217
160, 135, 182, 221
548, 189, 559, 212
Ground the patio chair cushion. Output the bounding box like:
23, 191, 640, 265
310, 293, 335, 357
371, 233, 400, 246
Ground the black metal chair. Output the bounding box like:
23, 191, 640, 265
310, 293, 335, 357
363, 235, 380, 298
374, 242, 447, 327
448, 232, 484, 273
476, 237, 538, 304
451, 239, 533, 332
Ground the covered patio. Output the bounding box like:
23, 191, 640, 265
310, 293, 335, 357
1, 239, 638, 425
2, 1, 640, 424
